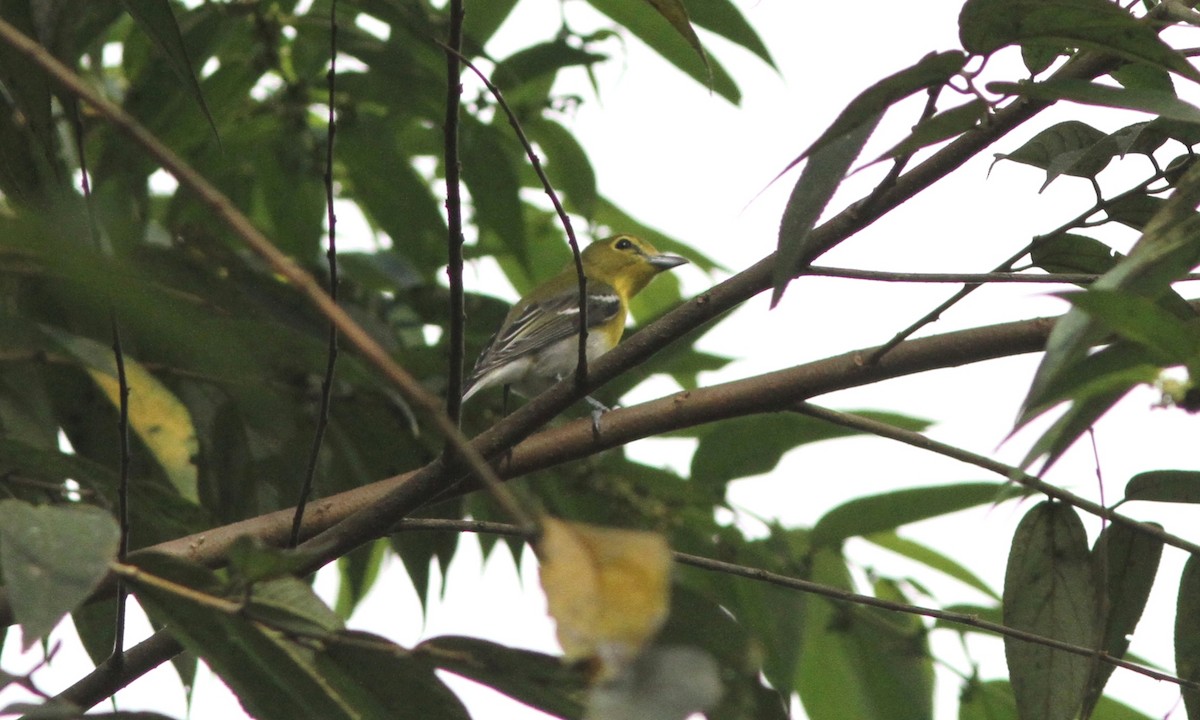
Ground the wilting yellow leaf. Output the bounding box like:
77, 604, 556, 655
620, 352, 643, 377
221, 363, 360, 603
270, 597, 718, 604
46, 328, 199, 503
538, 518, 672, 674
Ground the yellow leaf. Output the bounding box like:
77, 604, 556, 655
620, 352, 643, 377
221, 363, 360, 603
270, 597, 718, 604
538, 518, 671, 675
46, 328, 199, 503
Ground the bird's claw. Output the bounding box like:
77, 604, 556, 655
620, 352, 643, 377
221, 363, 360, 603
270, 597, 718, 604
585, 395, 611, 437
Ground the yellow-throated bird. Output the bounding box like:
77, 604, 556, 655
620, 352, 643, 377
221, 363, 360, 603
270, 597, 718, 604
462, 234, 687, 416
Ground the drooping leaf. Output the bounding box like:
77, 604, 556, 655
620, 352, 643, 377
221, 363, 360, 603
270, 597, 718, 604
869, 98, 988, 166
865, 531, 1000, 600
959, 0, 1200, 83
1125, 470, 1200, 504
812, 482, 1025, 548
127, 552, 468, 720
640, 0, 707, 71
121, 0, 220, 142
772, 115, 880, 304
0, 500, 120, 650
989, 79, 1200, 126
686, 411, 931, 494
1003, 502, 1100, 720
416, 636, 588, 719
1020, 161, 1200, 464
1176, 555, 1200, 719
586, 0, 739, 102
684, 0, 775, 68
44, 327, 200, 503
1058, 289, 1200, 369
1080, 522, 1163, 718
795, 549, 933, 720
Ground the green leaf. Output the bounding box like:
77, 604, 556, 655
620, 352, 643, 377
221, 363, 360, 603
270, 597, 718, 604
524, 116, 599, 218
988, 79, 1200, 125
334, 538, 388, 620
1105, 194, 1167, 231
1176, 555, 1200, 719
1125, 470, 1200, 504
1110, 62, 1175, 94
772, 114, 879, 305
461, 0, 520, 45
128, 552, 467, 720
687, 411, 931, 493
43, 327, 200, 503
959, 678, 1018, 720
640, 0, 707, 72
461, 116, 529, 273
865, 531, 1000, 600
993, 120, 1113, 190
869, 98, 988, 166
1059, 288, 1200, 367
122, 0, 219, 143
796, 549, 933, 720
958, 0, 1200, 83
339, 115, 447, 274
1020, 389, 1136, 471
812, 482, 1024, 548
1003, 502, 1100, 720
1080, 523, 1163, 718
492, 41, 607, 94
417, 636, 587, 719
1030, 233, 1119, 275
586, 0, 740, 103
792, 51, 966, 166
0, 500, 120, 649
1020, 160, 1200, 450
684, 0, 775, 68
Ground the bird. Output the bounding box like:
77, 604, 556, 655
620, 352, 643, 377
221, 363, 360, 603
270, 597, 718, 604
462, 234, 688, 423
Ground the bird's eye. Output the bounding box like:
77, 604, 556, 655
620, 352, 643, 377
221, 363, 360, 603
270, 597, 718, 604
615, 238, 633, 250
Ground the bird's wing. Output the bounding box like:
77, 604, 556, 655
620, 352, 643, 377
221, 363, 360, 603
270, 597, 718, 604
469, 282, 621, 378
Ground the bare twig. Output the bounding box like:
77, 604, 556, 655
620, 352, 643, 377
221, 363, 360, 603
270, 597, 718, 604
439, 43, 590, 391
71, 100, 132, 666
442, 0, 467, 426
805, 266, 1200, 284
290, 0, 342, 549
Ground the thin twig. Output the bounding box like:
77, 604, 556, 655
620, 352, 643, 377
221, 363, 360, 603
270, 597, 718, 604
805, 265, 1200, 284
791, 402, 1200, 556
71, 100, 131, 666
389, 517, 1198, 691
438, 43, 590, 392
290, 0, 341, 549
442, 0, 467, 427
866, 155, 1170, 363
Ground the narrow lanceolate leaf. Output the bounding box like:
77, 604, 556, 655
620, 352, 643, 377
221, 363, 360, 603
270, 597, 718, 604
988, 79, 1200, 126
1003, 502, 1100, 720
0, 500, 120, 650
1058, 289, 1200, 368
1125, 470, 1200, 504
642, 0, 706, 69
789, 51, 966, 166
1176, 555, 1200, 719
795, 549, 933, 720
772, 115, 878, 306
958, 0, 1200, 83
586, 0, 739, 102
865, 532, 999, 600
1019, 160, 1200, 467
684, 0, 774, 68
121, 0, 219, 142
869, 98, 988, 166
811, 482, 1025, 549
1080, 523, 1163, 718
127, 553, 470, 720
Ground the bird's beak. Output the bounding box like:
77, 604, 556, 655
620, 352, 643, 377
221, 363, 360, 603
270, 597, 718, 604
648, 253, 688, 270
